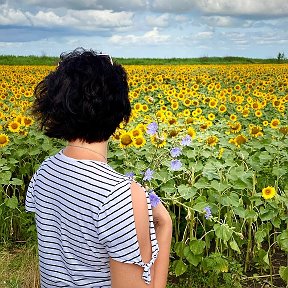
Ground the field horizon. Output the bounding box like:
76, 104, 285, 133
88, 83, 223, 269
0, 54, 287, 65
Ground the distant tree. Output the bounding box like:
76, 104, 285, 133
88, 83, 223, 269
277, 52, 285, 62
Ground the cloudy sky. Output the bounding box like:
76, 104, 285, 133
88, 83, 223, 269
0, 0, 287, 58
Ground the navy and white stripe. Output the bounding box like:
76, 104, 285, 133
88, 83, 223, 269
25, 150, 159, 287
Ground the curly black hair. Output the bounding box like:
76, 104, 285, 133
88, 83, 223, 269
32, 48, 131, 142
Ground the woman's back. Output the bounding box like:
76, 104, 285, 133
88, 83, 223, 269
26, 150, 159, 287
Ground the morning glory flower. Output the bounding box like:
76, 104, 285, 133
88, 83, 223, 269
148, 190, 161, 208
204, 206, 212, 219
143, 168, 154, 181
146, 122, 158, 135
170, 147, 182, 158
170, 159, 182, 171
125, 171, 135, 178
181, 135, 191, 146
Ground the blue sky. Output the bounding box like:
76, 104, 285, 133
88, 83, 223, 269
0, 0, 287, 58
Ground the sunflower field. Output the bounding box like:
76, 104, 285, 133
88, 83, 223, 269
1, 63, 288, 287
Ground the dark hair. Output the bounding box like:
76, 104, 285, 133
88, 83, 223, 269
32, 48, 131, 142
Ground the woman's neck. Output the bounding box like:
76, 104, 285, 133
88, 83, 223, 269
64, 140, 108, 162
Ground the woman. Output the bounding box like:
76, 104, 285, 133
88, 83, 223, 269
25, 48, 172, 288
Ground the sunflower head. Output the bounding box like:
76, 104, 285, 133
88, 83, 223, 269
206, 135, 219, 147
119, 132, 133, 148
262, 186, 276, 200
0, 133, 9, 147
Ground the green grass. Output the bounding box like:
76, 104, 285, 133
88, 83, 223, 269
0, 55, 287, 65
0, 246, 39, 288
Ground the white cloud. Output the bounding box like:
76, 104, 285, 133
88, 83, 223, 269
13, 0, 146, 11
197, 0, 288, 17
0, 5, 31, 25
146, 13, 170, 27
150, 0, 288, 17
109, 27, 170, 45
195, 31, 213, 39
0, 5, 134, 30
150, 0, 197, 13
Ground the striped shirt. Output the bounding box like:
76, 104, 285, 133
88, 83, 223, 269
25, 150, 159, 288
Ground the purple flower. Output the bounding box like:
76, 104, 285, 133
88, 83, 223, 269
170, 159, 182, 171
181, 135, 191, 146
170, 147, 182, 158
125, 171, 135, 178
204, 206, 212, 219
149, 191, 161, 208
146, 122, 158, 135
143, 168, 154, 181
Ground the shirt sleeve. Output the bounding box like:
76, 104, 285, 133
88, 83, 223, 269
25, 173, 37, 212
97, 179, 159, 284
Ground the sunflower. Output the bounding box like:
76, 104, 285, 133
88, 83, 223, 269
262, 186, 276, 200
278, 105, 285, 113
279, 126, 288, 135
8, 121, 20, 133
167, 117, 177, 125
195, 107, 202, 115
242, 109, 250, 117
263, 120, 269, 127
131, 128, 142, 138
229, 114, 237, 122
0, 133, 9, 147
168, 129, 179, 137
183, 98, 192, 107
119, 132, 133, 148
133, 136, 146, 148
230, 134, 247, 147
171, 101, 179, 111
255, 110, 262, 118
249, 125, 263, 137
183, 109, 190, 117
133, 103, 142, 111
208, 113, 215, 121
209, 98, 218, 108
141, 104, 149, 112
218, 104, 227, 113
270, 118, 280, 129
15, 116, 24, 125
229, 122, 242, 133
206, 135, 218, 147
23, 116, 34, 127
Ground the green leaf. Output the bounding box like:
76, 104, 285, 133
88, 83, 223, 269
154, 170, 169, 181
279, 266, 288, 283
271, 217, 281, 228
229, 239, 241, 253
263, 253, 270, 265
193, 177, 210, 190
189, 239, 206, 255
221, 193, 239, 207
214, 223, 233, 242
174, 241, 186, 258
5, 196, 18, 209
255, 229, 268, 244
174, 259, 187, 276
259, 208, 277, 222
272, 166, 287, 177
10, 178, 23, 186
193, 202, 209, 213
277, 231, 288, 252
233, 206, 246, 218
177, 184, 197, 200
245, 210, 258, 220
210, 180, 230, 192
0, 171, 12, 184
160, 180, 176, 195
185, 251, 202, 266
